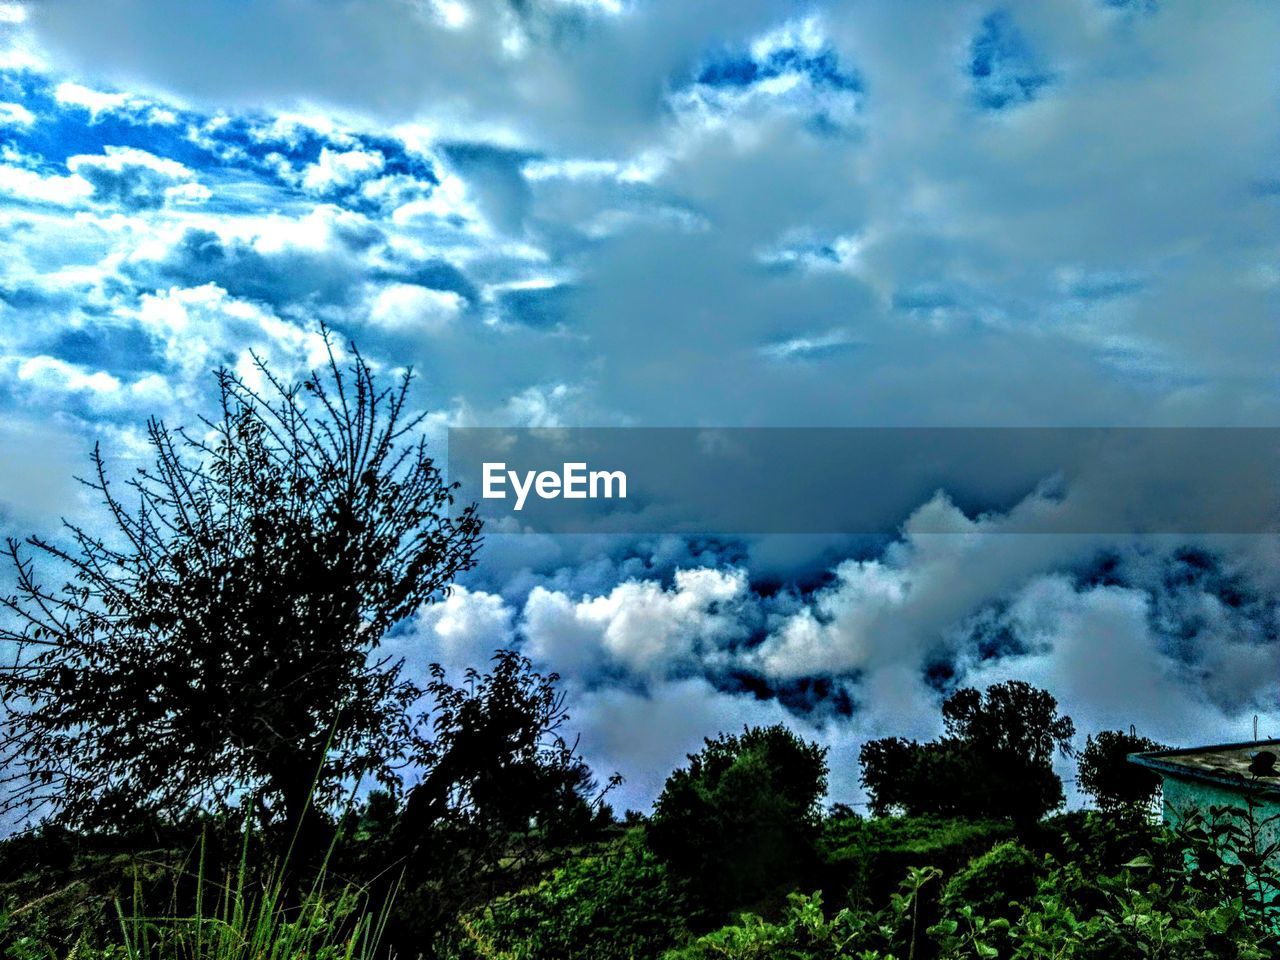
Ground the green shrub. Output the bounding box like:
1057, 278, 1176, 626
821, 814, 1014, 907
449, 830, 687, 960
1000, 862, 1275, 960
660, 892, 885, 960
941, 841, 1045, 923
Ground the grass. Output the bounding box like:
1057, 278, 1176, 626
108, 829, 395, 960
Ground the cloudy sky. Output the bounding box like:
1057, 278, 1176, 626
0, 0, 1278, 811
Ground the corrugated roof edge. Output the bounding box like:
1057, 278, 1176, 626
1129, 738, 1280, 797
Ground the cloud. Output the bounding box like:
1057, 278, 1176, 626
0, 417, 89, 526
133, 282, 331, 388
1, 352, 169, 412
0, 162, 91, 205
449, 493, 1280, 809
0, 101, 34, 126
966, 10, 1053, 111
299, 146, 385, 195
522, 567, 748, 680
6, 1, 1278, 431
0, 0, 1278, 815
387, 585, 516, 679
366, 282, 465, 333
759, 328, 859, 362
671, 14, 863, 135
67, 146, 206, 210
54, 80, 130, 116
53, 80, 179, 125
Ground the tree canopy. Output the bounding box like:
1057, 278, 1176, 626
0, 342, 482, 833
860, 680, 1075, 825
1077, 729, 1166, 814
649, 724, 829, 917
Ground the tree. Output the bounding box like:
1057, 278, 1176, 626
403, 649, 615, 853
1077, 729, 1166, 814
0, 340, 482, 835
648, 725, 828, 917
380, 651, 619, 955
860, 680, 1075, 825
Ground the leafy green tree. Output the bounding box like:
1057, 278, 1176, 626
1076, 730, 1165, 814
860, 681, 1075, 826
649, 725, 828, 917
0, 341, 482, 836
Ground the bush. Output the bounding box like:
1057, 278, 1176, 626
662, 890, 899, 960
448, 830, 688, 960
940, 841, 1045, 924
820, 814, 1014, 908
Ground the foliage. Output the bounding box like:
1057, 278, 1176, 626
0, 825, 393, 960
110, 834, 393, 960
660, 890, 890, 960
406, 650, 613, 846
1173, 791, 1280, 930
6, 754, 1280, 960
1076, 730, 1166, 814
860, 681, 1075, 825
0, 339, 481, 834
649, 725, 829, 918
939, 841, 1045, 924
928, 801, 1280, 960
663, 868, 943, 960
820, 815, 1013, 909
384, 651, 619, 955
448, 830, 687, 960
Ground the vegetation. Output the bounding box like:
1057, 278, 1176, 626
0, 340, 1276, 959
859, 681, 1076, 826
0, 342, 481, 837
450, 830, 687, 960
648, 724, 828, 919
1076, 730, 1167, 814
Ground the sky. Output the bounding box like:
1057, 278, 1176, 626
0, 0, 1278, 813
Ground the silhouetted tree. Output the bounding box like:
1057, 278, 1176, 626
860, 680, 1075, 826
1077, 729, 1166, 814
404, 650, 614, 854
0, 340, 482, 837
387, 651, 618, 954
649, 724, 828, 918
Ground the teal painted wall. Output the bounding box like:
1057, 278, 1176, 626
1162, 775, 1280, 843
1161, 774, 1280, 915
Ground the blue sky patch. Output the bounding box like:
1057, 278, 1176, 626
968, 11, 1053, 110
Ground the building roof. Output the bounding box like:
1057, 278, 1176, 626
1130, 739, 1280, 797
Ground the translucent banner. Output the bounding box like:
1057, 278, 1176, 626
447, 428, 1280, 535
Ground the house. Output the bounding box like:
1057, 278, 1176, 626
1129, 738, 1280, 905
1130, 738, 1280, 830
